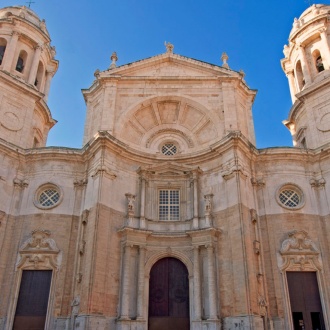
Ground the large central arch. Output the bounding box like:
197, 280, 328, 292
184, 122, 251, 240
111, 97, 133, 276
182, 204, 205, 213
148, 257, 190, 330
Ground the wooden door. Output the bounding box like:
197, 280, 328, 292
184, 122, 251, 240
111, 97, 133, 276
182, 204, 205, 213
287, 272, 325, 330
13, 270, 52, 330
149, 257, 190, 330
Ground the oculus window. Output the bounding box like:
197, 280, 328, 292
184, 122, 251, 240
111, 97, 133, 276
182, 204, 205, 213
276, 184, 304, 210
34, 183, 62, 209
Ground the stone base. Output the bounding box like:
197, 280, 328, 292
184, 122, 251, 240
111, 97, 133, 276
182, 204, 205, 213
116, 319, 146, 330
191, 319, 221, 330
0, 317, 5, 330
271, 316, 284, 330
53, 315, 116, 330
223, 315, 264, 330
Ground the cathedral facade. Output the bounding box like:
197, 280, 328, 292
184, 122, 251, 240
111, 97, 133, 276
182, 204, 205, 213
0, 4, 330, 330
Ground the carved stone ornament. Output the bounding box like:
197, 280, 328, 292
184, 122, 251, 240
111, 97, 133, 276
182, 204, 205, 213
222, 160, 248, 180
110, 51, 118, 69
165, 41, 174, 53
74, 178, 88, 188
13, 178, 29, 188
16, 229, 61, 270
71, 296, 80, 316
250, 209, 258, 223
310, 177, 326, 188
125, 193, 136, 218
251, 177, 265, 187
82, 209, 89, 225
279, 230, 322, 271
91, 165, 117, 179
204, 194, 214, 217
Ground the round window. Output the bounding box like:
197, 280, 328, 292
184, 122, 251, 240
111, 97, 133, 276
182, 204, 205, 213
34, 184, 62, 209
161, 143, 177, 156
276, 184, 304, 210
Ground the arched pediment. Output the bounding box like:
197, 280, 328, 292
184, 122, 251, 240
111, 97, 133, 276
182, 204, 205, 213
116, 96, 222, 153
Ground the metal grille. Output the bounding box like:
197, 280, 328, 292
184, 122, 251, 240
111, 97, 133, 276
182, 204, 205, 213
39, 189, 60, 207
161, 143, 177, 156
159, 190, 179, 220
279, 189, 300, 208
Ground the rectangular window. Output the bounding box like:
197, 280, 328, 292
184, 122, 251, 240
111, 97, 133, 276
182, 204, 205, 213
159, 189, 180, 221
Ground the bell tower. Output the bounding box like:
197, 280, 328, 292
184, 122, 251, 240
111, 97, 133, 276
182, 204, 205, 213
0, 6, 58, 149
282, 4, 330, 149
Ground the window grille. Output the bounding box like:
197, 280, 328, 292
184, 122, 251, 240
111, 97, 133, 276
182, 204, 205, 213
39, 188, 60, 207
161, 143, 177, 156
279, 189, 300, 208
159, 189, 180, 220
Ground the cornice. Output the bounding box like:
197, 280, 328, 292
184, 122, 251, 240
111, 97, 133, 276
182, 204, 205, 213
285, 74, 330, 123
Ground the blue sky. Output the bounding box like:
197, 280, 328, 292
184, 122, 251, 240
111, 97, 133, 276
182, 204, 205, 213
3, 0, 327, 148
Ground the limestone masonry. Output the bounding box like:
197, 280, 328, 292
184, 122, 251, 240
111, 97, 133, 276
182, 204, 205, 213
0, 4, 330, 330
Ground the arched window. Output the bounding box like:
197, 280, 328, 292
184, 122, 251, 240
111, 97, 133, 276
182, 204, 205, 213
313, 50, 324, 73
15, 50, 27, 73
35, 61, 44, 89
295, 60, 304, 91
0, 38, 7, 65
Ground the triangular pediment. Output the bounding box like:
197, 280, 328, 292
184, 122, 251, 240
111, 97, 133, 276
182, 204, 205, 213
100, 53, 238, 79
137, 162, 202, 176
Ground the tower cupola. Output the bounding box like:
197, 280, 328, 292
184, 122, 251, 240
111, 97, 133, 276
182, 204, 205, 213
0, 6, 58, 149
282, 4, 330, 149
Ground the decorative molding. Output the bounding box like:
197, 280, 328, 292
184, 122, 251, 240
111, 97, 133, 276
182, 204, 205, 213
222, 162, 248, 180
310, 178, 326, 188
251, 177, 265, 187
91, 165, 117, 179
279, 230, 322, 271
13, 178, 29, 188
16, 229, 61, 270
74, 178, 88, 188
146, 128, 194, 148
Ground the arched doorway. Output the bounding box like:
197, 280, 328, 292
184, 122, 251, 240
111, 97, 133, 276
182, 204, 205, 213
148, 257, 190, 330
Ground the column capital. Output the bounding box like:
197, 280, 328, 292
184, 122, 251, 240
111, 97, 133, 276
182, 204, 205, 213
11, 31, 21, 38
319, 27, 327, 35
34, 43, 44, 51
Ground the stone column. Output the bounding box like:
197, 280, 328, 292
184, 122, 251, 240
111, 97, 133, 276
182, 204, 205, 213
207, 245, 218, 320
28, 44, 42, 85
192, 173, 199, 229
2, 31, 20, 72
140, 177, 146, 229
193, 246, 202, 320
120, 244, 132, 320
298, 44, 312, 84
136, 246, 146, 320
43, 70, 54, 101
286, 70, 297, 103
319, 28, 330, 70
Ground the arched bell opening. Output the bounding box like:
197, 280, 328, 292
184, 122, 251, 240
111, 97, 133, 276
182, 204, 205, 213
312, 49, 325, 74
0, 37, 7, 65
295, 60, 305, 91
35, 61, 45, 90
148, 257, 190, 330
15, 50, 27, 73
